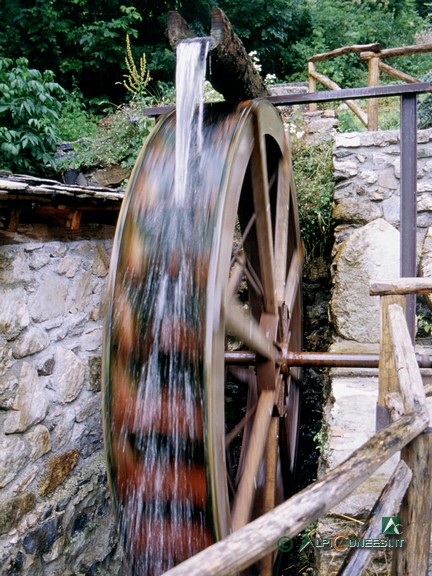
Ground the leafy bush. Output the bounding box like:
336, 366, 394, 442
294, 0, 427, 87
0, 57, 65, 175
56, 89, 98, 142
418, 71, 432, 129
291, 137, 334, 260
57, 100, 155, 171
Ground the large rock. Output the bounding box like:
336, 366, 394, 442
55, 347, 86, 403
331, 219, 400, 343
0, 435, 29, 488
0, 287, 30, 337
4, 363, 49, 433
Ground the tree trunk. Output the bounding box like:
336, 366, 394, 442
167, 8, 268, 102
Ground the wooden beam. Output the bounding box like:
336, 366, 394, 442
208, 8, 268, 102
393, 428, 432, 576
360, 43, 432, 60
387, 303, 431, 576
370, 278, 432, 296
309, 43, 382, 63
309, 69, 368, 126
377, 295, 405, 429
367, 57, 380, 130
378, 61, 421, 85
163, 410, 428, 576
339, 460, 412, 575
167, 11, 195, 48
308, 61, 318, 112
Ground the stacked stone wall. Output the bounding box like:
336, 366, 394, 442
330, 128, 432, 344
0, 224, 124, 576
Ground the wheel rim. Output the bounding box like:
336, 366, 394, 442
205, 99, 303, 538
102, 99, 303, 573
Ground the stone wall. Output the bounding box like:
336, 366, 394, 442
0, 224, 125, 576
330, 127, 432, 344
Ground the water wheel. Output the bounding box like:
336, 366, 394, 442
102, 98, 303, 574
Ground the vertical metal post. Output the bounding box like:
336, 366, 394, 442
400, 93, 417, 341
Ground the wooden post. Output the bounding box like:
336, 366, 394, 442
308, 61, 317, 112
163, 409, 428, 576
393, 428, 432, 576
387, 303, 432, 576
339, 460, 412, 575
368, 56, 380, 130
377, 294, 405, 430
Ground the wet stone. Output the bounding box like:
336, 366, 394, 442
0, 436, 29, 488
22, 518, 59, 555
56, 348, 86, 403
12, 326, 50, 359
25, 425, 51, 461
0, 493, 36, 535
88, 356, 101, 392
4, 363, 48, 434
38, 449, 80, 496
0, 287, 30, 337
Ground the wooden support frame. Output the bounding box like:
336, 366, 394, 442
162, 278, 432, 575
306, 41, 432, 130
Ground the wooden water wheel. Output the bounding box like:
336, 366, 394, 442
102, 97, 303, 574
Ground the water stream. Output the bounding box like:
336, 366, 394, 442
104, 37, 214, 575
174, 38, 209, 204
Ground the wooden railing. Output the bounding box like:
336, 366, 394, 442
163, 278, 432, 576
308, 42, 432, 129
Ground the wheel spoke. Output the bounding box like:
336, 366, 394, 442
231, 389, 275, 530
284, 245, 304, 318
275, 135, 291, 302
227, 252, 246, 301
225, 403, 257, 448
250, 113, 277, 315
230, 213, 256, 266
226, 297, 278, 361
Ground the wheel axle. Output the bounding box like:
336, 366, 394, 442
225, 350, 432, 369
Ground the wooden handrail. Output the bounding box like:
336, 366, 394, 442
164, 413, 426, 575
309, 43, 382, 63
308, 42, 432, 129
360, 42, 432, 60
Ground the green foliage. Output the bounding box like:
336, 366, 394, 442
0, 57, 65, 175
418, 71, 432, 129
57, 76, 176, 172
1, 0, 430, 101
0, 1, 143, 102
417, 313, 432, 336
217, 0, 313, 79
56, 90, 98, 142
291, 136, 335, 260
295, 0, 427, 86
56, 100, 155, 171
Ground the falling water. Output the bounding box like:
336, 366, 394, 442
103, 37, 214, 575
174, 38, 209, 204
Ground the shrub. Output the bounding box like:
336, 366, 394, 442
0, 57, 65, 175
418, 71, 432, 129
291, 137, 335, 260
56, 89, 98, 142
